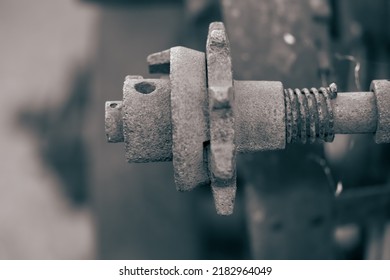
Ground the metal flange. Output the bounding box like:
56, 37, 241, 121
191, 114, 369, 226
170, 46, 209, 191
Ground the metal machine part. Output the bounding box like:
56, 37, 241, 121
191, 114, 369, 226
105, 22, 390, 215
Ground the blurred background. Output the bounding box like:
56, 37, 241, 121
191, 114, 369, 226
1, 0, 389, 259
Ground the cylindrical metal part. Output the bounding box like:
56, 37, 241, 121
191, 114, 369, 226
332, 91, 377, 134
284, 87, 378, 143
122, 76, 172, 162
235, 80, 286, 152
371, 80, 390, 143
105, 101, 124, 143
107, 78, 385, 164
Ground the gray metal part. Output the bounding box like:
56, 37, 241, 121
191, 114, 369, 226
206, 22, 237, 215
105, 101, 124, 143
170, 46, 209, 191
123, 76, 172, 162
211, 183, 237, 216
147, 49, 171, 74
371, 80, 390, 143
332, 91, 377, 134
235, 80, 286, 152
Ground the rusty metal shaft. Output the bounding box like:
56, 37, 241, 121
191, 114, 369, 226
284, 86, 378, 144
332, 91, 377, 134
107, 88, 381, 145
282, 81, 389, 145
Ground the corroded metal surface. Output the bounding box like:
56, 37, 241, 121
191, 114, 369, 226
123, 76, 172, 162
332, 91, 377, 134
284, 85, 337, 144
105, 101, 124, 143
170, 46, 209, 191
206, 22, 237, 215
235, 80, 285, 152
147, 49, 170, 74
107, 78, 385, 158
371, 80, 390, 143
104, 21, 390, 216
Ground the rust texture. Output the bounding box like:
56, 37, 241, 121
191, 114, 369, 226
147, 49, 170, 74
235, 80, 285, 152
332, 91, 377, 134
104, 21, 390, 215
123, 76, 172, 162
371, 80, 390, 143
284, 88, 379, 137
206, 22, 237, 215
284, 85, 336, 144
170, 46, 209, 191
105, 101, 123, 143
